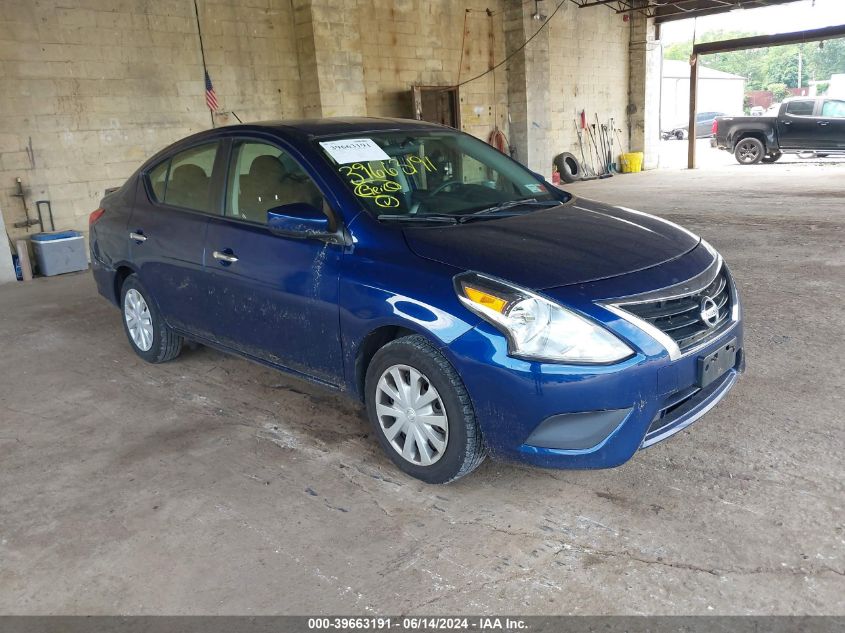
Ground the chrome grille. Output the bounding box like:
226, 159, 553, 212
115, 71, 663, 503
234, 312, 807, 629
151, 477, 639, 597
619, 267, 733, 353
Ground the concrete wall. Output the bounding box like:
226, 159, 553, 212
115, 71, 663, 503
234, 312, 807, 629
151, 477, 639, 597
546, 2, 631, 173
628, 8, 660, 171
356, 0, 508, 143
0, 0, 303, 245
0, 0, 658, 246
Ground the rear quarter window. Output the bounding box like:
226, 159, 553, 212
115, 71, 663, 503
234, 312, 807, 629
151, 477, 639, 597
822, 100, 845, 118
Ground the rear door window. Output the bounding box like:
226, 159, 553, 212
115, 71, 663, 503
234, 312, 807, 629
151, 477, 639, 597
146, 142, 220, 212
148, 160, 169, 201
785, 100, 815, 116
821, 100, 845, 118
163, 143, 219, 212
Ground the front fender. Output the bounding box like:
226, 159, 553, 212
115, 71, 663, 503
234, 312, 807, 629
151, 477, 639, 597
338, 256, 478, 394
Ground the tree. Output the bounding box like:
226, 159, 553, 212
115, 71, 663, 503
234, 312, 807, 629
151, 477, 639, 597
767, 83, 790, 102
663, 35, 845, 90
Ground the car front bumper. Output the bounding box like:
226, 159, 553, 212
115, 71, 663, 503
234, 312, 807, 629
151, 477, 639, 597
442, 293, 744, 470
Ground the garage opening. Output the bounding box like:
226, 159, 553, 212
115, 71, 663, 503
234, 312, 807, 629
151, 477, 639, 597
650, 0, 845, 169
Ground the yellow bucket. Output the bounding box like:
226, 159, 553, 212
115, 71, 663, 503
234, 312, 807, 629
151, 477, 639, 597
620, 152, 644, 173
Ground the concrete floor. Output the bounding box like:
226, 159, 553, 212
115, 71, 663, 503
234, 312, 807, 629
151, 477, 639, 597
1, 160, 843, 615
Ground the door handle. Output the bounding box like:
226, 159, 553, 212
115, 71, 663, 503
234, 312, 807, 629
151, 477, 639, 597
818, 120, 830, 126
213, 250, 238, 263
129, 231, 147, 242
782, 121, 792, 126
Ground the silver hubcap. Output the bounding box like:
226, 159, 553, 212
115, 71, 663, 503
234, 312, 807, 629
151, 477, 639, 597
375, 364, 449, 466
124, 288, 154, 352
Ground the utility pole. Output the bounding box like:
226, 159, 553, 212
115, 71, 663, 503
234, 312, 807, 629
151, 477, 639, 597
798, 46, 803, 92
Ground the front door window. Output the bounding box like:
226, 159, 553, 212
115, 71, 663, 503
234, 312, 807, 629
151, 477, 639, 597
225, 141, 325, 224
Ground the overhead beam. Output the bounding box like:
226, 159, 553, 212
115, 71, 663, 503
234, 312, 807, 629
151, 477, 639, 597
574, 1, 805, 24
654, 0, 798, 24
693, 23, 845, 55
573, 0, 616, 6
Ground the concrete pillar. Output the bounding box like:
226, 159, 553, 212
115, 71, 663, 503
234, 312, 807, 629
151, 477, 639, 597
504, 3, 551, 176
292, 0, 367, 118
0, 205, 18, 284
627, 6, 661, 169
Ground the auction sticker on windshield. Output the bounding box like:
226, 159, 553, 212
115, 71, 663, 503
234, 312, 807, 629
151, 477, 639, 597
319, 138, 389, 164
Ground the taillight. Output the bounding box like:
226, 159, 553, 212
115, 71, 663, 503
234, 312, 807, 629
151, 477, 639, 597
711, 119, 718, 135
89, 208, 105, 227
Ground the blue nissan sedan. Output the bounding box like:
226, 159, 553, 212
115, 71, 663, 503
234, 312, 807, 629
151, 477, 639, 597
90, 118, 744, 483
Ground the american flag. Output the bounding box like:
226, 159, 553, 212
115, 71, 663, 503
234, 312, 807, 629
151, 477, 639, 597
204, 70, 219, 112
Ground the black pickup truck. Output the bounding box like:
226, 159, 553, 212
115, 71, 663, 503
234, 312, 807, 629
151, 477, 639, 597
712, 97, 845, 164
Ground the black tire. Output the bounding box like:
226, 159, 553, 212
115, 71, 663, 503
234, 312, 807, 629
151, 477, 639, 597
554, 152, 582, 183
734, 137, 764, 165
674, 129, 685, 141
364, 335, 486, 484
761, 151, 782, 163
120, 274, 183, 363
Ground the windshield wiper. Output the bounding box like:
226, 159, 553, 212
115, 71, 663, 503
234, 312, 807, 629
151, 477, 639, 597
377, 214, 458, 224
377, 199, 561, 226
459, 198, 561, 221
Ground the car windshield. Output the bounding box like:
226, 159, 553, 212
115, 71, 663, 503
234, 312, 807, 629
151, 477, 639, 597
316, 130, 565, 219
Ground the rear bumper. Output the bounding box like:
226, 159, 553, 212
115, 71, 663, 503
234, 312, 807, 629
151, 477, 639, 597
91, 255, 119, 306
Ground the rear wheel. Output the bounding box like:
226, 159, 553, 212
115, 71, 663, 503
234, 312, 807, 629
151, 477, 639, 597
365, 335, 485, 484
121, 274, 183, 363
734, 137, 764, 165
761, 151, 782, 163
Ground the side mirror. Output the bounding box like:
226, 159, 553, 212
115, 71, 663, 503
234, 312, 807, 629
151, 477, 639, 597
267, 203, 335, 239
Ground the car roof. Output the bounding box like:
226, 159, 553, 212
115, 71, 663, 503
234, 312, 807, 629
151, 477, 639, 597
229, 117, 449, 141
139, 117, 452, 171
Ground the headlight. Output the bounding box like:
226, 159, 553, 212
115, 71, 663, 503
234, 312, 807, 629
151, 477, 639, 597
454, 273, 634, 364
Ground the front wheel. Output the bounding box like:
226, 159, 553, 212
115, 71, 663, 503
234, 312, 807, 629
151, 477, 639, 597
761, 151, 782, 163
121, 274, 183, 363
734, 137, 764, 165
365, 335, 486, 484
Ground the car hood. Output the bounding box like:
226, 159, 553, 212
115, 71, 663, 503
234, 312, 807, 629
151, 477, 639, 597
402, 198, 700, 290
